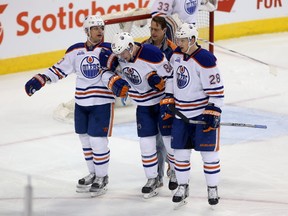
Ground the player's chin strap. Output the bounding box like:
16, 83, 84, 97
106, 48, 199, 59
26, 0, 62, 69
86, 31, 95, 46
128, 44, 135, 61
87, 36, 101, 46
87, 30, 103, 46
185, 39, 196, 54
88, 37, 97, 46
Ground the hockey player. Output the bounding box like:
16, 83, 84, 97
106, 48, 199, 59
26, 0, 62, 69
150, 0, 218, 42
24, 15, 129, 197
109, 32, 177, 198
142, 16, 177, 186
160, 23, 224, 206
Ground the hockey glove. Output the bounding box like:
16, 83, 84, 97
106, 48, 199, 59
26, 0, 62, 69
202, 104, 222, 132
108, 75, 130, 98
25, 74, 49, 96
100, 48, 119, 72
160, 94, 175, 120
147, 71, 165, 92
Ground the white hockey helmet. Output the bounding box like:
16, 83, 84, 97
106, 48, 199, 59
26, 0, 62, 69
83, 15, 105, 33
111, 32, 134, 55
175, 23, 198, 41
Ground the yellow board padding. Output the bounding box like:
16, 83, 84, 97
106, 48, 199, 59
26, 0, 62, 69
0, 50, 65, 75
215, 16, 288, 41
1, 16, 288, 75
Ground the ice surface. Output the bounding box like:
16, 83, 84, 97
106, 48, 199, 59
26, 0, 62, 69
0, 32, 288, 216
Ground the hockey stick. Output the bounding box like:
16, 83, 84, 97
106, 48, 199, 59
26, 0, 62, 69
198, 38, 280, 76
168, 105, 267, 129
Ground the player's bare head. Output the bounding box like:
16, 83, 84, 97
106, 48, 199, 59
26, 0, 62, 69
150, 16, 167, 42
83, 15, 105, 44
175, 23, 198, 54
112, 32, 134, 61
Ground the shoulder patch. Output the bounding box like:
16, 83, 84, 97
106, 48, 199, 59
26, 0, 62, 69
193, 49, 217, 68
66, 43, 85, 54
138, 44, 165, 63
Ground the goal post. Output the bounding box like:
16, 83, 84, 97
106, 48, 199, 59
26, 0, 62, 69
209, 11, 215, 53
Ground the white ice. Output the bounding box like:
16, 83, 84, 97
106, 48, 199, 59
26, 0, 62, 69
0, 32, 288, 216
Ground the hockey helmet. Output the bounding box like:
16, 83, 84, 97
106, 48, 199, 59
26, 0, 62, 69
175, 23, 198, 41
83, 15, 105, 33
111, 32, 134, 55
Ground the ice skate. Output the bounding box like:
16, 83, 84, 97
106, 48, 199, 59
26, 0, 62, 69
172, 184, 189, 209
168, 170, 178, 191
208, 186, 219, 205
89, 175, 109, 197
76, 173, 95, 193
142, 176, 160, 199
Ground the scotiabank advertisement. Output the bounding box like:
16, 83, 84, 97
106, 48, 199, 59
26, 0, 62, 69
0, 0, 287, 59
0, 0, 151, 59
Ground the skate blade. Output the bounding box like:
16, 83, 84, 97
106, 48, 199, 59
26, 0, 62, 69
173, 199, 187, 210
209, 202, 219, 210
90, 187, 107, 197
143, 189, 158, 199
76, 185, 91, 193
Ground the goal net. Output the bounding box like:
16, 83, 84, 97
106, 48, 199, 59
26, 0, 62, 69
102, 8, 214, 51
53, 8, 214, 124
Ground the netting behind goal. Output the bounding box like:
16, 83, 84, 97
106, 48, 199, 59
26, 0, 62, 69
53, 9, 214, 123
103, 9, 214, 51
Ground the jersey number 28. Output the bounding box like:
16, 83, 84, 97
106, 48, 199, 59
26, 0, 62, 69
209, 73, 221, 85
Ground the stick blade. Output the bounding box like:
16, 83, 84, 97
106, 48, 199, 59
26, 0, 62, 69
254, 124, 268, 129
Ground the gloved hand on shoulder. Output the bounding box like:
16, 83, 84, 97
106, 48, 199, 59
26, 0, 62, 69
25, 74, 50, 96
160, 93, 175, 120
100, 48, 119, 72
202, 103, 222, 132
108, 75, 130, 98
147, 71, 165, 91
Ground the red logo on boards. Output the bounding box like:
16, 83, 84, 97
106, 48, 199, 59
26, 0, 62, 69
0, 4, 8, 45
217, 0, 235, 12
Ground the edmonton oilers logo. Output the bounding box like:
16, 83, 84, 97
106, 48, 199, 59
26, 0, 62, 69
123, 67, 141, 85
184, 0, 197, 14
80, 56, 100, 79
176, 66, 190, 89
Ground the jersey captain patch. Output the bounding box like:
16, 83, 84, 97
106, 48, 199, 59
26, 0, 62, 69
184, 0, 198, 14
123, 67, 142, 85
80, 56, 101, 79
176, 65, 190, 89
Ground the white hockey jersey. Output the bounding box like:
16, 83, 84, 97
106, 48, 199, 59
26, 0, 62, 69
43, 42, 116, 107
151, 0, 216, 24
116, 43, 173, 106
167, 46, 224, 118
